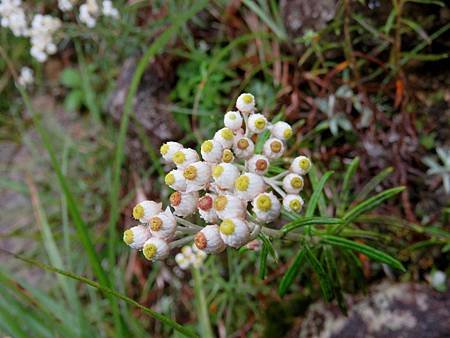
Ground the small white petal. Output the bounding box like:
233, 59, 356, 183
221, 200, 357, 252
212, 163, 240, 191
252, 192, 281, 223
282, 194, 304, 213
143, 237, 169, 261
132, 200, 162, 223
270, 121, 293, 140
290, 156, 312, 175
214, 194, 247, 220
160, 142, 183, 162
282, 173, 304, 194
219, 218, 250, 248
233, 136, 255, 159
234, 173, 266, 201
247, 113, 268, 134
170, 191, 198, 217
194, 225, 226, 254
224, 111, 243, 130
236, 93, 255, 114
123, 225, 151, 249
263, 138, 285, 159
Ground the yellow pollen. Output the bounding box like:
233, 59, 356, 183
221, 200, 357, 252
143, 243, 157, 260
201, 140, 213, 153
256, 195, 272, 212
289, 199, 302, 212
270, 140, 282, 153
214, 195, 228, 211
235, 175, 249, 191
165, 173, 175, 186
221, 128, 234, 140
242, 94, 253, 104
150, 217, 163, 231
283, 128, 293, 139
222, 149, 234, 163
237, 138, 249, 150
173, 151, 185, 164
220, 219, 235, 235
299, 158, 311, 171
123, 230, 134, 245
132, 205, 144, 220
183, 165, 198, 180
254, 117, 266, 129
291, 177, 303, 189
212, 165, 224, 178
229, 113, 237, 121
160, 144, 169, 155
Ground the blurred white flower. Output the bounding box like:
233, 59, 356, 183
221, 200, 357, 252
29, 14, 61, 62
17, 66, 34, 87
58, 0, 75, 11
102, 0, 119, 18
79, 0, 99, 28
175, 244, 207, 270
0, 0, 28, 37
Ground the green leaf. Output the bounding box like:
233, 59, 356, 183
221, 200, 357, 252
258, 240, 269, 280
337, 157, 359, 216
60, 68, 82, 88
2, 249, 199, 338
64, 89, 83, 112
353, 167, 394, 204
282, 217, 343, 233
304, 245, 333, 301
323, 246, 347, 314
278, 245, 306, 296
306, 170, 334, 217
320, 235, 406, 272
343, 186, 405, 224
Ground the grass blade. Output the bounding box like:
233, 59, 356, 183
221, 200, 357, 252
192, 267, 214, 338
304, 245, 333, 301
278, 245, 306, 296
337, 157, 359, 216
282, 217, 343, 233
306, 170, 334, 217
352, 167, 394, 205
1, 249, 199, 338
320, 235, 406, 272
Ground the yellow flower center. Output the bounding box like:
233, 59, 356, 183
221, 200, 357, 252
289, 199, 302, 212
132, 205, 144, 220
242, 94, 253, 104
299, 158, 311, 171
214, 195, 228, 211
256, 195, 272, 212
254, 117, 266, 130
220, 128, 234, 140
222, 149, 234, 163
283, 128, 293, 139
235, 175, 249, 191
183, 165, 198, 180
143, 243, 157, 260
201, 140, 213, 153
123, 229, 134, 245
229, 113, 237, 121
173, 151, 185, 165
220, 219, 235, 235
237, 138, 249, 150
212, 165, 224, 178
160, 143, 169, 155
291, 177, 303, 189
270, 140, 282, 153
150, 217, 162, 231
165, 173, 175, 186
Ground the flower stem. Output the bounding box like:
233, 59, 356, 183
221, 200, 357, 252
175, 216, 203, 230
192, 267, 214, 338
169, 235, 195, 249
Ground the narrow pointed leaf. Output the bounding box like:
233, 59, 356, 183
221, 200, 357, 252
278, 246, 306, 296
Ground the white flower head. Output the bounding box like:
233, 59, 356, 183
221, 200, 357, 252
58, 0, 74, 11
0, 0, 28, 37
169, 191, 198, 217
283, 194, 304, 213
234, 173, 266, 201
212, 162, 240, 191
248, 113, 268, 134
290, 156, 312, 175
102, 0, 119, 18
201, 139, 223, 163
263, 138, 285, 159
132, 200, 162, 223
221, 149, 235, 163
164, 169, 186, 192
247, 154, 270, 176
149, 207, 176, 240
79, 0, 99, 27
183, 161, 211, 192
236, 93, 255, 114
17, 67, 34, 87
233, 136, 255, 159
213, 127, 235, 149
194, 225, 226, 254
252, 192, 281, 223
219, 218, 250, 248
282, 173, 304, 194
224, 111, 243, 130
214, 194, 247, 220
270, 121, 293, 141
143, 237, 169, 261
29, 14, 61, 62
197, 194, 219, 223
175, 252, 190, 270
123, 224, 151, 249
160, 141, 183, 162
172, 148, 200, 169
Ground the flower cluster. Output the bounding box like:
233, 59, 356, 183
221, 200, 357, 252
17, 66, 34, 87
175, 245, 207, 270
0, 0, 119, 62
123, 93, 312, 262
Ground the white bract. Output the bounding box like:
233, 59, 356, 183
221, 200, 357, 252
123, 92, 312, 263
